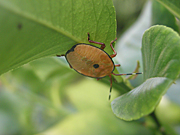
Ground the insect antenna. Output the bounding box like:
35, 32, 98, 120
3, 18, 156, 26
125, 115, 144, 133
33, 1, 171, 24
112, 72, 143, 76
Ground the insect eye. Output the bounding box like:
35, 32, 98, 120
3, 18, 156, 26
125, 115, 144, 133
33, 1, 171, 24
93, 64, 99, 69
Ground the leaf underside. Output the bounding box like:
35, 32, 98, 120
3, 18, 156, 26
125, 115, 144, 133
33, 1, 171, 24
0, 0, 116, 75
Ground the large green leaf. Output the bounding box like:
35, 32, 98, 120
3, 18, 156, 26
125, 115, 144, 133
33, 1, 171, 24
111, 25, 180, 120
156, 0, 180, 19
0, 0, 116, 75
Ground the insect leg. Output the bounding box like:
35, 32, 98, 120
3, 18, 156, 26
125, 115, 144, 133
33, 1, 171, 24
115, 64, 121, 67
87, 33, 106, 50
110, 38, 117, 58
109, 75, 113, 100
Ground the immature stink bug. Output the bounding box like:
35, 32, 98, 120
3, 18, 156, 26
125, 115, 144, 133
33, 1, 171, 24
57, 33, 142, 100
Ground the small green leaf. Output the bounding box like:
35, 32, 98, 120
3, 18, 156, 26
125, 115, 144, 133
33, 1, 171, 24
142, 25, 180, 80
0, 0, 116, 75
111, 25, 180, 120
156, 0, 180, 19
111, 77, 172, 120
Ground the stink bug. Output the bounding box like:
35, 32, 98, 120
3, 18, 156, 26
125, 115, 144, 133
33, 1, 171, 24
57, 33, 142, 100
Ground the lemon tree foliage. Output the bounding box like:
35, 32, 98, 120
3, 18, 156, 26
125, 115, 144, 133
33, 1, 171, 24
111, 0, 180, 124
0, 0, 180, 135
111, 25, 180, 120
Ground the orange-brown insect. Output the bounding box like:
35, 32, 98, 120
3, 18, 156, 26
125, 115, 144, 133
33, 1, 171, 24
57, 33, 142, 100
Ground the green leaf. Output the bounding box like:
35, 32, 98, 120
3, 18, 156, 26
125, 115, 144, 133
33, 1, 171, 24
152, 0, 179, 32
142, 25, 180, 80
111, 77, 172, 121
0, 0, 116, 75
156, 0, 180, 19
111, 25, 180, 120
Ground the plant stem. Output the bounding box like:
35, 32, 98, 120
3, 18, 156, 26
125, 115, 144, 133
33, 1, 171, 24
150, 111, 166, 135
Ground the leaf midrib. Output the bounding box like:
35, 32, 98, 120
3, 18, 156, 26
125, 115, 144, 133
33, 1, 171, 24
157, 0, 180, 19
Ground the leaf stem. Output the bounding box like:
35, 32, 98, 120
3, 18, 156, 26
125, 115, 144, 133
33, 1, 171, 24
150, 111, 166, 135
